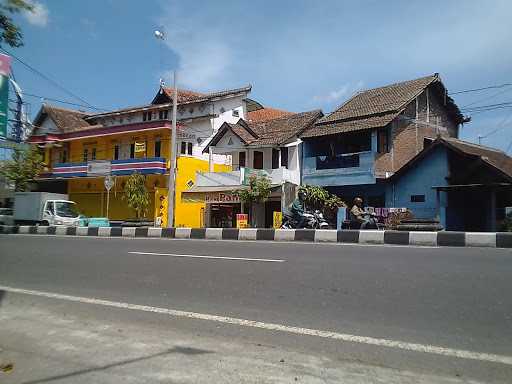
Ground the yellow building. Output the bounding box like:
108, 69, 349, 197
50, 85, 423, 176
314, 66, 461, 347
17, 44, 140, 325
29, 85, 260, 226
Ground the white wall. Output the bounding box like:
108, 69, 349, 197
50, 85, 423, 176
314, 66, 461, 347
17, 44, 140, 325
38, 116, 59, 135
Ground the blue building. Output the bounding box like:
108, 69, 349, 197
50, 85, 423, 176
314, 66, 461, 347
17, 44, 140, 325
300, 74, 469, 221
388, 137, 512, 231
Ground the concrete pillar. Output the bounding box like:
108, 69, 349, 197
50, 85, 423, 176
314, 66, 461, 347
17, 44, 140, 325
490, 189, 497, 231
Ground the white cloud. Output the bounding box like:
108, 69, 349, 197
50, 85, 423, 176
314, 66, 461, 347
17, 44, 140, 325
24, 1, 49, 27
159, 1, 234, 90
313, 81, 364, 105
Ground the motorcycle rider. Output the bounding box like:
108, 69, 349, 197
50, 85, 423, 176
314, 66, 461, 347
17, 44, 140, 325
350, 197, 376, 229
290, 190, 307, 228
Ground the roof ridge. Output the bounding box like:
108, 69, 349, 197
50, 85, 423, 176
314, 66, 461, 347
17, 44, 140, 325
44, 103, 91, 115
252, 109, 321, 124
358, 73, 438, 94
442, 137, 506, 154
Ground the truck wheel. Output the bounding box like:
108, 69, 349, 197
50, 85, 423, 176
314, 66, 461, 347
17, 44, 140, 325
40, 221, 49, 226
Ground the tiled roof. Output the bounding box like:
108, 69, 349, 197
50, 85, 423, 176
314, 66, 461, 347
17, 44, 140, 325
391, 137, 512, 181
303, 74, 465, 138
248, 110, 323, 145
443, 137, 512, 180
160, 88, 206, 103
34, 105, 92, 134
247, 107, 294, 123
205, 110, 323, 152
301, 112, 397, 138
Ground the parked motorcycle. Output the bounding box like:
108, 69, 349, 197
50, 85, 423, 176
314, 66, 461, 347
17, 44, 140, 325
281, 210, 330, 229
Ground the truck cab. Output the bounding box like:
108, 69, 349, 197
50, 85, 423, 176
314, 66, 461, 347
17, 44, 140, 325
42, 200, 80, 226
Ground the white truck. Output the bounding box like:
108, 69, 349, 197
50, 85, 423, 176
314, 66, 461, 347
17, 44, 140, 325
14, 192, 80, 226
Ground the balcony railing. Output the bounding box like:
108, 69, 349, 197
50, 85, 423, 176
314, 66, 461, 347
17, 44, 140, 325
196, 167, 299, 187
49, 157, 167, 178
302, 151, 375, 186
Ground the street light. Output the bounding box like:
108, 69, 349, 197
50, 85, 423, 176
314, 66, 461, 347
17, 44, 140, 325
154, 29, 178, 228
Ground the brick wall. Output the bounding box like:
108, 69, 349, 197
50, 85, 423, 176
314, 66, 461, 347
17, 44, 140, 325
375, 86, 458, 175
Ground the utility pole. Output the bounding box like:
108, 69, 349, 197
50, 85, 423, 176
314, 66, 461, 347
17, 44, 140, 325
167, 70, 178, 227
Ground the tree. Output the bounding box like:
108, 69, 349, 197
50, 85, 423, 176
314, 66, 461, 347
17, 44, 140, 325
234, 174, 272, 227
123, 172, 150, 219
0, 0, 33, 48
0, 146, 43, 191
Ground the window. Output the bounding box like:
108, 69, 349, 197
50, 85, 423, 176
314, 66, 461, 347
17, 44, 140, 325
232, 109, 239, 117
187, 142, 193, 155
130, 143, 135, 158
180, 141, 187, 155
280, 147, 288, 168
61, 150, 67, 163
83, 148, 88, 162
142, 111, 153, 121
113, 145, 120, 160
253, 151, 263, 169
377, 127, 390, 153
411, 194, 425, 203
91, 148, 97, 160
154, 140, 161, 158
159, 110, 168, 120
272, 148, 279, 169
239, 151, 246, 167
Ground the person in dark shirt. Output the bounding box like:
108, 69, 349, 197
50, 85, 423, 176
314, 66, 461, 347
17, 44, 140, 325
290, 190, 306, 228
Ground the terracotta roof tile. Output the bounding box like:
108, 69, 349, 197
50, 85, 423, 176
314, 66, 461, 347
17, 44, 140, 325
304, 74, 465, 138
247, 107, 294, 123
35, 105, 92, 134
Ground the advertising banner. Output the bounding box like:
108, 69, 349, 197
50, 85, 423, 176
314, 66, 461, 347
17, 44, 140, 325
236, 213, 248, 228
0, 54, 10, 139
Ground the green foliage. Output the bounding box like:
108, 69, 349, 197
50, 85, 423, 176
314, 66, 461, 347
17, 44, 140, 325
123, 172, 150, 219
299, 185, 346, 211
234, 174, 272, 205
0, 146, 43, 191
0, 0, 33, 48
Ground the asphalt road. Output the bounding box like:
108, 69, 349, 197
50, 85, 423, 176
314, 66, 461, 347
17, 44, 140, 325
1, 234, 512, 382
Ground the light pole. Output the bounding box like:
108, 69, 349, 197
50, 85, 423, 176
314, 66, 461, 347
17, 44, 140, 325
155, 29, 178, 228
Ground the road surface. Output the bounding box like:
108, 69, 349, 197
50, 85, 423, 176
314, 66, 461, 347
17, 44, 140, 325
0, 234, 511, 383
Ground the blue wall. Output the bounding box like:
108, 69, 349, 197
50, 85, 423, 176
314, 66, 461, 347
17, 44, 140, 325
387, 145, 449, 225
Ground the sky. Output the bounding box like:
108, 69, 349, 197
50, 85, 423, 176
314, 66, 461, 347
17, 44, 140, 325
5, 0, 512, 153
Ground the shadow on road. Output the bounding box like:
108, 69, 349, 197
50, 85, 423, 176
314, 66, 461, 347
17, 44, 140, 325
21, 346, 214, 384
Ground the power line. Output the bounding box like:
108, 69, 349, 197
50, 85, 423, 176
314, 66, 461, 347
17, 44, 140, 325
462, 87, 512, 108
21, 92, 107, 111
0, 47, 98, 110
449, 83, 512, 95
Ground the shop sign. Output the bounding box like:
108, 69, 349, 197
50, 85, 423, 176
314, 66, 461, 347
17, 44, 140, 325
273, 211, 282, 229
135, 142, 146, 153
205, 192, 240, 203
87, 160, 111, 175
236, 213, 248, 229
0, 54, 11, 139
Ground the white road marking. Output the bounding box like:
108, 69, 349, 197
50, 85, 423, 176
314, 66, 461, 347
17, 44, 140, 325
1, 285, 511, 366
129, 251, 285, 263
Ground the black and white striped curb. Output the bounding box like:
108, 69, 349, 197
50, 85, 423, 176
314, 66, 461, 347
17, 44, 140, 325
1, 225, 512, 248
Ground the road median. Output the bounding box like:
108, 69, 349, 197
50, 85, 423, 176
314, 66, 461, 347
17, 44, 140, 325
1, 225, 511, 248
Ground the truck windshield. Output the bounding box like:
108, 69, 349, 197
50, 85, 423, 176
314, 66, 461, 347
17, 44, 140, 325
55, 202, 80, 218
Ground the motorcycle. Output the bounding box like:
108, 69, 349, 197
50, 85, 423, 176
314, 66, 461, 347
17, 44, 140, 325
281, 210, 330, 229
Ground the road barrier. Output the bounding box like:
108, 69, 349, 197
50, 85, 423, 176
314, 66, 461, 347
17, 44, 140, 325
1, 225, 511, 248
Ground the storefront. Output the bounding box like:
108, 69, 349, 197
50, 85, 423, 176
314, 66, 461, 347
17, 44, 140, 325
182, 185, 284, 228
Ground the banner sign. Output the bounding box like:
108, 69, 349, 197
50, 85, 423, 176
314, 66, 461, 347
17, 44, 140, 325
205, 192, 240, 203
236, 213, 248, 229
87, 160, 112, 176
135, 142, 146, 153
0, 54, 10, 139
273, 211, 282, 229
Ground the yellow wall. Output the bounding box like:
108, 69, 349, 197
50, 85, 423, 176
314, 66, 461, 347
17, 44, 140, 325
57, 128, 171, 165
174, 157, 231, 227
54, 128, 230, 226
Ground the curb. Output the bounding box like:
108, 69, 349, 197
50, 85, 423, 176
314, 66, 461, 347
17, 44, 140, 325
1, 225, 511, 248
